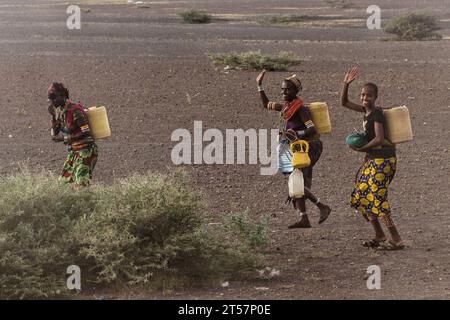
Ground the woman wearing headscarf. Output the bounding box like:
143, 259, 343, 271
47, 82, 98, 187
256, 70, 331, 228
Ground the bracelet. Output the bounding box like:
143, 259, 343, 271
297, 130, 305, 138
258, 85, 264, 92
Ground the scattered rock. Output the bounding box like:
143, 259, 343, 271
269, 269, 281, 278
257, 267, 281, 279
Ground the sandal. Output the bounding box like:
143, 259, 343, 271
377, 241, 405, 251
362, 239, 385, 248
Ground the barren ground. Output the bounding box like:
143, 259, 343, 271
0, 0, 449, 299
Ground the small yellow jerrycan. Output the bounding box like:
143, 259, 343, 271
290, 140, 311, 169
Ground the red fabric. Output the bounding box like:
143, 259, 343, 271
283, 97, 304, 121
65, 102, 87, 135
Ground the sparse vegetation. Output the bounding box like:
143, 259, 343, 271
208, 51, 302, 71
223, 211, 268, 249
263, 15, 315, 25
179, 10, 212, 24
322, 0, 355, 9
0, 167, 266, 299
385, 11, 442, 41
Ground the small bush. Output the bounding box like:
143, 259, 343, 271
385, 12, 442, 41
0, 167, 266, 299
208, 51, 302, 71
223, 211, 268, 249
0, 167, 96, 299
179, 10, 212, 24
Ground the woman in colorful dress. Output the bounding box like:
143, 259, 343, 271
256, 70, 331, 229
341, 67, 404, 249
47, 82, 98, 187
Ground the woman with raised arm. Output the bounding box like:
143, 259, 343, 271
341, 67, 404, 250
256, 70, 331, 229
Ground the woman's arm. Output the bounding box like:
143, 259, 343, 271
288, 108, 317, 139
256, 70, 269, 108
256, 69, 283, 111
354, 121, 384, 152
341, 67, 364, 113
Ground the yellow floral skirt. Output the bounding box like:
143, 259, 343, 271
350, 157, 397, 219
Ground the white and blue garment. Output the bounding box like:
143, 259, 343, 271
277, 139, 293, 173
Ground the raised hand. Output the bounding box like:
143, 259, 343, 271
343, 66, 358, 85
256, 69, 266, 85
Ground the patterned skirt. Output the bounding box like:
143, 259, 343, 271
60, 143, 98, 186
350, 157, 396, 219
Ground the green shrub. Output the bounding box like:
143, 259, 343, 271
70, 171, 205, 285
208, 51, 302, 71
0, 167, 95, 298
0, 168, 266, 299
179, 10, 212, 24
385, 12, 442, 40
223, 211, 268, 249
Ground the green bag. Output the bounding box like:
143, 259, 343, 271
345, 132, 368, 148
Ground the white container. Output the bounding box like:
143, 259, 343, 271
288, 169, 304, 198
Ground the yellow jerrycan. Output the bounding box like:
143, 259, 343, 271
289, 168, 304, 198
86, 106, 111, 140
290, 140, 311, 169
308, 102, 331, 134
383, 105, 413, 144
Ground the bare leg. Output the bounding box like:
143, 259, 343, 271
369, 216, 387, 242
362, 215, 387, 248
285, 169, 331, 228
381, 214, 404, 248
304, 187, 332, 224
302, 167, 331, 224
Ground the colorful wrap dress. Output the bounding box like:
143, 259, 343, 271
350, 108, 397, 225
52, 101, 98, 186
